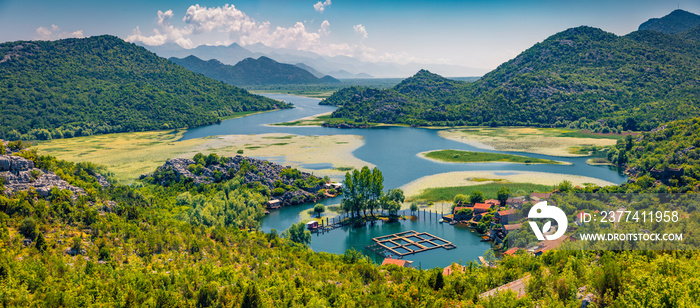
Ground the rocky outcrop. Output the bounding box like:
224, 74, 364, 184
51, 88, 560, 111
142, 155, 326, 206
0, 155, 84, 197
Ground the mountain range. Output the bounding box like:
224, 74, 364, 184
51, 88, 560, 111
321, 10, 700, 131
0, 35, 289, 140
141, 42, 486, 78
169, 55, 340, 86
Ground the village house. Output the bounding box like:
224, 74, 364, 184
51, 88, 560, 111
306, 220, 318, 230
266, 199, 281, 209
575, 210, 587, 226
506, 196, 526, 209
473, 202, 494, 214
503, 247, 519, 257
530, 192, 552, 201
503, 223, 522, 235
381, 258, 413, 268
484, 199, 500, 206
443, 263, 466, 276
495, 209, 517, 225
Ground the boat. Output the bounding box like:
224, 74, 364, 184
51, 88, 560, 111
439, 219, 444, 223
449, 220, 457, 225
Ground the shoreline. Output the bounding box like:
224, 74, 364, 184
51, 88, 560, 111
400, 170, 617, 198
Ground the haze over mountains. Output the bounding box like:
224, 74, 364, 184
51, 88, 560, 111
169, 55, 340, 86
322, 10, 700, 131
141, 42, 486, 78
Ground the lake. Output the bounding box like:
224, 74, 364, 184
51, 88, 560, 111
182, 94, 626, 268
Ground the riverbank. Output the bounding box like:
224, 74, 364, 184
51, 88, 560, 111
438, 127, 619, 157
419, 149, 568, 165
400, 170, 617, 199
34, 131, 372, 184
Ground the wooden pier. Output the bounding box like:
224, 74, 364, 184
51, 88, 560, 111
368, 230, 456, 258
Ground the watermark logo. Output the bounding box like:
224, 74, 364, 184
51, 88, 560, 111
528, 201, 567, 241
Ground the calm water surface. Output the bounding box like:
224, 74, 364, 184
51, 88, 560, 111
183, 94, 626, 268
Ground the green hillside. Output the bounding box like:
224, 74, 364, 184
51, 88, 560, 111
322, 26, 700, 131
609, 117, 700, 192
170, 55, 340, 86
638, 9, 700, 34
0, 35, 290, 140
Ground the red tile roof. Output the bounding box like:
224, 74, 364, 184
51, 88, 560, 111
485, 199, 500, 205
382, 258, 409, 267
497, 209, 517, 216
503, 247, 519, 256
504, 223, 522, 231
443, 264, 465, 276
473, 203, 492, 211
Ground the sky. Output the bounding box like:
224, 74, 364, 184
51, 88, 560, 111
1, 0, 699, 71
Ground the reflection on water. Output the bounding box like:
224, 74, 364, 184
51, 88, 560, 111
184, 94, 627, 268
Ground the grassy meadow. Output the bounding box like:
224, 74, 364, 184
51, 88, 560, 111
422, 149, 565, 164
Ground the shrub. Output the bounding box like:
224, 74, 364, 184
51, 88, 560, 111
19, 217, 38, 240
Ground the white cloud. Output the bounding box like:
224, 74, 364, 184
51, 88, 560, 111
353, 24, 367, 39
319, 20, 330, 35
313, 0, 331, 13
35, 25, 84, 40
125, 4, 410, 63
126, 10, 194, 48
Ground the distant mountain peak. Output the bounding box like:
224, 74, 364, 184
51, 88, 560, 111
639, 9, 700, 34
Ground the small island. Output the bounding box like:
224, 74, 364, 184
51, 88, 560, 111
420, 149, 566, 165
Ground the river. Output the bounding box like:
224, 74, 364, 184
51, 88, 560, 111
182, 94, 626, 268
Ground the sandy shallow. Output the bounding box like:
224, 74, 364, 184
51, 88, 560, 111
438, 128, 617, 157
400, 170, 617, 198
193, 133, 373, 177
35, 131, 372, 183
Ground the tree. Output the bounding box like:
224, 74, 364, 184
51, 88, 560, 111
383, 200, 401, 217
313, 204, 326, 218
283, 222, 311, 246
453, 194, 469, 205
19, 217, 38, 240
410, 202, 419, 215
433, 271, 445, 291
35, 232, 46, 251
367, 167, 384, 216
497, 187, 510, 207
387, 189, 405, 203
241, 283, 262, 308
470, 191, 485, 204
557, 180, 573, 193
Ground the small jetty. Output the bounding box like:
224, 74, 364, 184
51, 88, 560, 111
366, 230, 456, 258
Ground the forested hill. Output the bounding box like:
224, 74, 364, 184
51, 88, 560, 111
322, 25, 700, 131
170, 55, 340, 86
638, 9, 700, 34
0, 35, 291, 141
609, 117, 700, 193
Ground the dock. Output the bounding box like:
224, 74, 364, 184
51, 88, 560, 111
367, 230, 456, 258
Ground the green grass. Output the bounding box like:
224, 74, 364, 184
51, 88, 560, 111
261, 136, 294, 139
424, 149, 563, 164
334, 167, 354, 171
220, 110, 274, 120
413, 183, 554, 203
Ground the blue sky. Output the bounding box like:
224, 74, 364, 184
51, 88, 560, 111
1, 0, 698, 70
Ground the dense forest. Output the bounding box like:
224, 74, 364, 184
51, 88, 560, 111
1, 140, 700, 307
0, 36, 291, 141
608, 117, 700, 193
321, 25, 700, 131
169, 55, 340, 87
